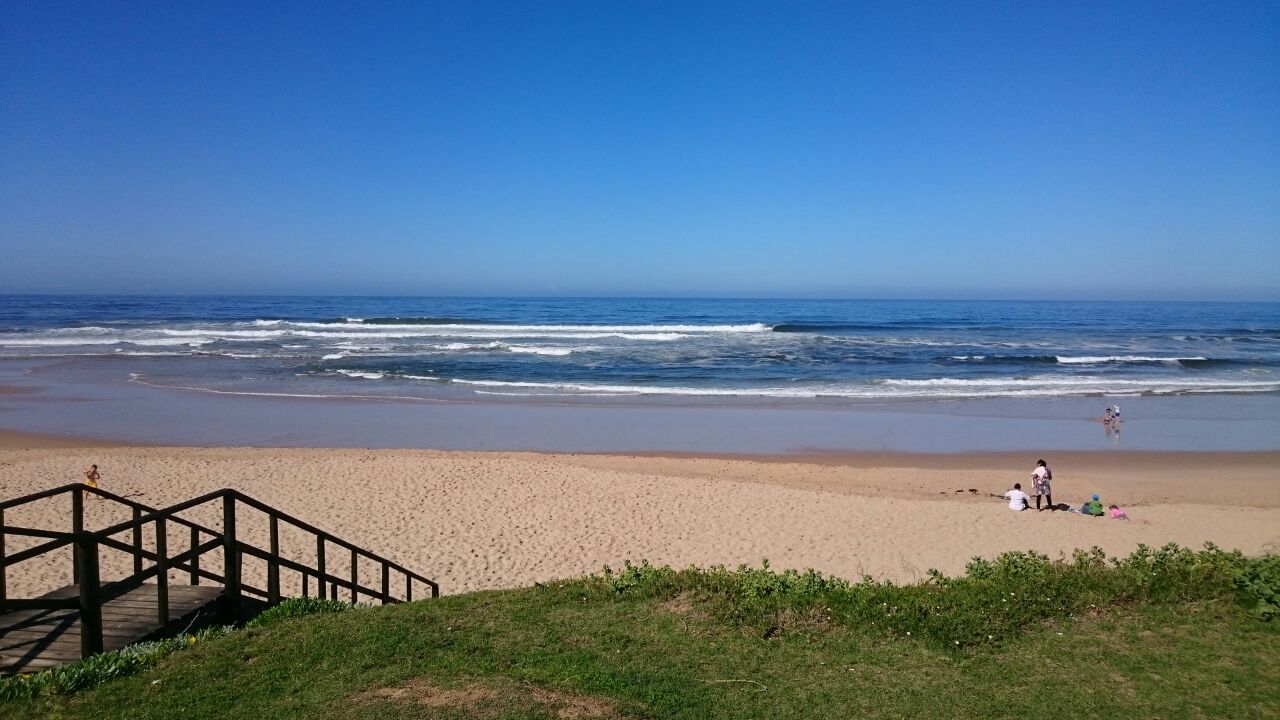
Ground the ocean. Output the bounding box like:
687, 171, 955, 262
2, 296, 1278, 404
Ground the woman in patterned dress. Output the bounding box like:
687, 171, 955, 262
1031, 459, 1053, 511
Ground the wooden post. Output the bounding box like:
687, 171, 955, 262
71, 487, 83, 585
302, 572, 309, 597
406, 574, 412, 602
189, 526, 200, 585
350, 548, 358, 604
381, 563, 390, 605
267, 516, 280, 605
315, 537, 326, 599
155, 517, 168, 626
76, 534, 102, 658
131, 507, 143, 577
222, 494, 241, 621
0, 507, 6, 611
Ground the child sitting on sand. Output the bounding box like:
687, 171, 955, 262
1004, 483, 1031, 511
1081, 494, 1104, 516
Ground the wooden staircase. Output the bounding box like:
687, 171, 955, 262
0, 484, 437, 675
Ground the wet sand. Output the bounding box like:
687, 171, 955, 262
1, 435, 1276, 600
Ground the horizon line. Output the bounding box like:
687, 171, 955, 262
2, 292, 1278, 305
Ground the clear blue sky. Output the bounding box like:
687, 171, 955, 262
2, 1, 1278, 299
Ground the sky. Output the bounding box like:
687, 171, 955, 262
1, 1, 1278, 300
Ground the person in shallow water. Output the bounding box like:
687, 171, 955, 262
1031, 459, 1054, 511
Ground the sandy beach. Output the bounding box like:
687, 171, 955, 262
1, 432, 1277, 601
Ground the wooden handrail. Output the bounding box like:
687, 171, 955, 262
229, 491, 435, 588
1, 537, 74, 569
0, 484, 439, 663
1, 484, 434, 590
0, 525, 70, 539
0, 483, 222, 539
0, 484, 76, 512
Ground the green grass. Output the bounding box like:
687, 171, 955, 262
5, 544, 1279, 719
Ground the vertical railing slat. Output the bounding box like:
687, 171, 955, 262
76, 534, 102, 658
132, 507, 143, 577
350, 548, 358, 604
222, 493, 241, 621
189, 526, 200, 585
71, 487, 83, 585
155, 517, 168, 626
316, 537, 326, 598
0, 508, 6, 611
268, 516, 280, 604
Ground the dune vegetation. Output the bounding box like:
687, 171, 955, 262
4, 544, 1278, 719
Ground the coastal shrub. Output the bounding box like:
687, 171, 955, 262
1232, 554, 1280, 621
0, 626, 232, 701
591, 544, 1267, 649
246, 597, 359, 628
601, 560, 679, 595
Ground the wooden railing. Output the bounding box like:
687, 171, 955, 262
0, 484, 438, 659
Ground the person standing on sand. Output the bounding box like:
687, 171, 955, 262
1031, 459, 1053, 511
83, 464, 99, 488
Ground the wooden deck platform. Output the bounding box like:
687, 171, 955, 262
0, 584, 223, 675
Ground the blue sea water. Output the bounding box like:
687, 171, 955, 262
1, 295, 1278, 403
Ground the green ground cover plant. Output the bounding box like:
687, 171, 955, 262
0, 597, 357, 703
4, 544, 1277, 720
0, 626, 232, 702
246, 597, 361, 628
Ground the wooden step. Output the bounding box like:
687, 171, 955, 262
0, 583, 222, 676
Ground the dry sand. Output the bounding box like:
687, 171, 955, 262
0, 436, 1277, 600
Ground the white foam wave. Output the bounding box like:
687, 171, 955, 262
0, 336, 201, 347
507, 345, 574, 356
159, 328, 684, 341
434, 342, 503, 351
0, 337, 125, 346
1, 324, 693, 347
1055, 355, 1208, 364
161, 329, 284, 339
447, 376, 1280, 399
195, 351, 264, 359
250, 321, 768, 334
334, 369, 385, 380
132, 338, 216, 347
426, 341, 583, 356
